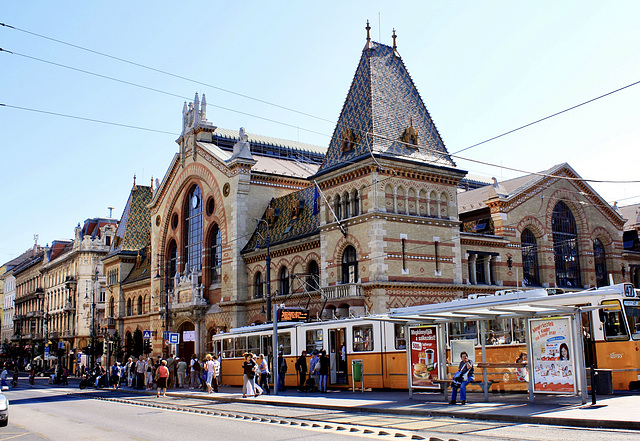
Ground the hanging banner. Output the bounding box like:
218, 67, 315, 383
529, 317, 576, 394
408, 326, 440, 389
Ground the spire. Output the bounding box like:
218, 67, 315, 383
364, 20, 373, 50
392, 28, 399, 57
194, 92, 201, 124
201, 94, 207, 121
133, 174, 137, 188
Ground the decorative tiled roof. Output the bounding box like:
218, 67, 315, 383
122, 246, 152, 285
318, 41, 453, 174
242, 185, 320, 253
109, 185, 152, 255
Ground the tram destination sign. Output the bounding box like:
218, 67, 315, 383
277, 308, 310, 322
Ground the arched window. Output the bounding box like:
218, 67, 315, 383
168, 241, 177, 280
343, 192, 350, 219
184, 185, 203, 273
279, 267, 290, 296
254, 272, 263, 299
137, 296, 143, 315
552, 201, 581, 288
126, 298, 132, 316
352, 189, 360, 217
109, 296, 115, 317
521, 229, 540, 286
308, 260, 319, 291
334, 195, 342, 220
342, 246, 358, 284
594, 238, 607, 287
210, 224, 222, 283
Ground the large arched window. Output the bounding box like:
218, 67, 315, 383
184, 185, 203, 273
521, 229, 540, 286
342, 246, 358, 284
254, 272, 263, 299
343, 192, 351, 219
279, 267, 290, 296
308, 260, 319, 291
126, 298, 132, 316
137, 296, 143, 315
594, 238, 607, 287
552, 201, 581, 288
210, 224, 222, 283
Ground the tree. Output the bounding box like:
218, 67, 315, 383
133, 329, 143, 357
112, 330, 124, 362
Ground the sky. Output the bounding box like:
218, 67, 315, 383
2, 1, 640, 264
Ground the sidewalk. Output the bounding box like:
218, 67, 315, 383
126, 383, 640, 431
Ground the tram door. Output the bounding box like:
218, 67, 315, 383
329, 328, 348, 385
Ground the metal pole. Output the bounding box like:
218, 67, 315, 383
265, 224, 271, 323
165, 258, 170, 358
273, 303, 278, 396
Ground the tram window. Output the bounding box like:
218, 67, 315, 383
602, 300, 629, 341
235, 337, 247, 357
513, 318, 527, 344
353, 325, 374, 352
394, 324, 406, 350
623, 299, 640, 340
486, 319, 511, 345
248, 335, 260, 355
222, 337, 234, 358
214, 340, 222, 358
306, 329, 323, 354
278, 332, 291, 355
449, 321, 478, 344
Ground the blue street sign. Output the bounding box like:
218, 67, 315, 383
169, 333, 180, 344
44, 346, 50, 357
143, 330, 152, 339
164, 331, 170, 341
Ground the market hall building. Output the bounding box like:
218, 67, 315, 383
103, 26, 629, 360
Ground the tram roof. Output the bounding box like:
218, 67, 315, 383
387, 283, 635, 324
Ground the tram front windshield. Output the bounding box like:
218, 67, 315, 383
623, 299, 640, 340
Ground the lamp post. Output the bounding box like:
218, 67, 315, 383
156, 253, 174, 358
254, 219, 272, 323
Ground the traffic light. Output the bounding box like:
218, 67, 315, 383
143, 339, 153, 355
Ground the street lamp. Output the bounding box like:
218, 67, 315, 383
85, 273, 97, 370
254, 219, 272, 322
156, 253, 174, 357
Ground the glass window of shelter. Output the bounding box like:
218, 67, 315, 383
449, 321, 478, 344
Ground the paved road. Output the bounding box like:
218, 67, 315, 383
2, 385, 639, 441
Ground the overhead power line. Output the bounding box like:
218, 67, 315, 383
0, 22, 334, 124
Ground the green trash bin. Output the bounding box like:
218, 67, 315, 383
352, 360, 362, 383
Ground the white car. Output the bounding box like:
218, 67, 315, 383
0, 393, 8, 426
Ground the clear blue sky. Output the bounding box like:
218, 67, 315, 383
2, 1, 640, 264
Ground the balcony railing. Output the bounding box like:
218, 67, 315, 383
100, 317, 116, 329
322, 283, 363, 300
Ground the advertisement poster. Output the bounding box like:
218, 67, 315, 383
529, 317, 576, 393
409, 326, 439, 389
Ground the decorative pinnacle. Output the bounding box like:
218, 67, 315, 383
366, 20, 371, 43
392, 28, 397, 50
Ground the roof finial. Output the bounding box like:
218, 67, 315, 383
366, 20, 371, 44
392, 28, 397, 51
133, 174, 137, 187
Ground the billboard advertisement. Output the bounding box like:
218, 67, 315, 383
408, 326, 440, 389
529, 317, 576, 393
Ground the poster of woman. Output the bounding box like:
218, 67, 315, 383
529, 317, 576, 393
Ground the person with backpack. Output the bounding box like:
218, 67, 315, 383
189, 354, 201, 389
294, 350, 308, 391
277, 350, 287, 391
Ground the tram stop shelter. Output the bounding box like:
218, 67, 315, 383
385, 287, 612, 404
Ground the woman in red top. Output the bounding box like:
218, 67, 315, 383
155, 360, 170, 397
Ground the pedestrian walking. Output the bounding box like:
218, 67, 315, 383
176, 357, 187, 388
319, 350, 329, 392
277, 350, 287, 391
61, 367, 68, 385
145, 357, 155, 390
165, 354, 176, 389
242, 352, 258, 398
135, 356, 146, 390
11, 366, 19, 388
310, 351, 320, 391
155, 360, 169, 398
189, 354, 201, 389
1, 365, 9, 389
257, 353, 270, 395
212, 355, 220, 393
111, 361, 121, 389
295, 350, 307, 391
204, 354, 215, 394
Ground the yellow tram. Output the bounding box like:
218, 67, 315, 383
212, 283, 640, 391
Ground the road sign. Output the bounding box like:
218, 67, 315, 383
183, 330, 195, 342
58, 341, 64, 349
164, 331, 170, 340
169, 333, 180, 344
143, 330, 152, 339
44, 346, 50, 358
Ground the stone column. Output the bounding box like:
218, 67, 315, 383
484, 256, 493, 285
469, 254, 477, 284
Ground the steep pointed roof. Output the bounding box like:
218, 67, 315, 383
318, 37, 453, 174
109, 185, 152, 255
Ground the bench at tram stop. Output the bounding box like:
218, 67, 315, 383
432, 378, 500, 395
435, 362, 529, 395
